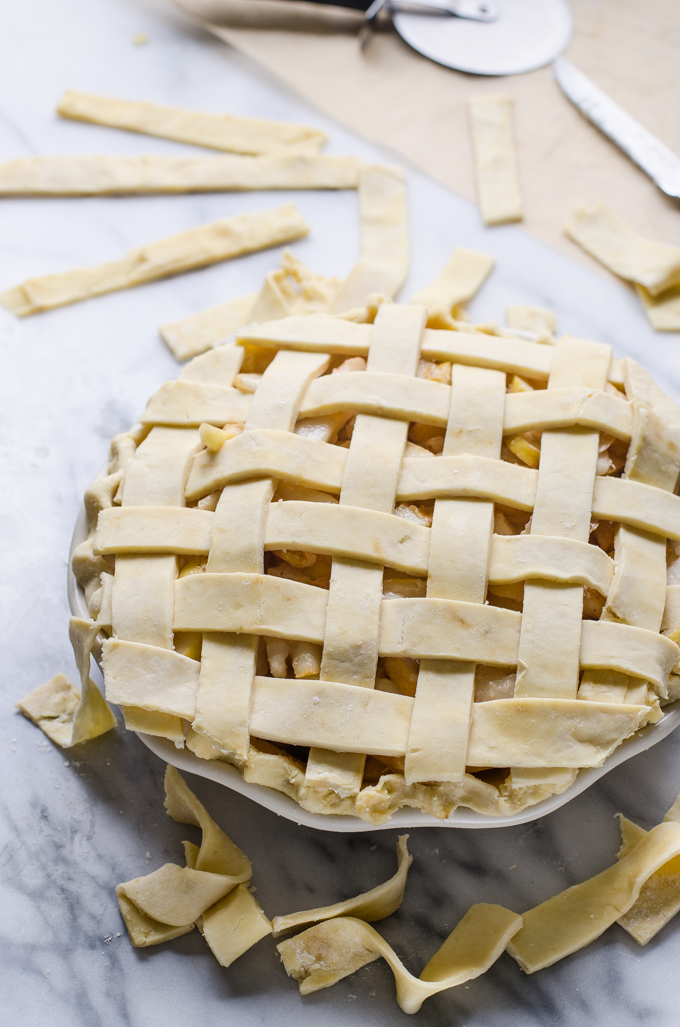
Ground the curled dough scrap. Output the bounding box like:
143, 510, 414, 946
278, 904, 522, 1014
614, 786, 680, 945
507, 821, 680, 973
272, 834, 411, 936
117, 767, 269, 956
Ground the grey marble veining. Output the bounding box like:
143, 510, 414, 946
2, 0, 680, 1024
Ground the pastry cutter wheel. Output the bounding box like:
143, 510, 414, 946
356, 0, 572, 75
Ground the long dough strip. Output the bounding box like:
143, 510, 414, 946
278, 905, 522, 1014
0, 204, 309, 316
192, 349, 329, 761
507, 821, 680, 973
272, 835, 412, 936
306, 305, 425, 795
0, 153, 360, 195
468, 95, 523, 226
96, 505, 614, 594
515, 337, 611, 701
327, 164, 409, 312
143, 375, 633, 439
58, 90, 327, 154
406, 364, 505, 784
102, 641, 647, 765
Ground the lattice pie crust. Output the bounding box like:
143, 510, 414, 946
73, 304, 680, 824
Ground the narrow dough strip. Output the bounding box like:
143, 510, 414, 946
111, 555, 179, 650
506, 821, 680, 973
179, 341, 245, 387
306, 304, 425, 794
278, 905, 522, 1014
57, 90, 327, 154
192, 348, 330, 757
272, 835, 411, 936
0, 154, 360, 195
515, 338, 611, 701
468, 95, 523, 226
0, 204, 309, 316
407, 364, 505, 784
327, 164, 409, 313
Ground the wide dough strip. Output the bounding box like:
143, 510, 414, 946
191, 347, 330, 761
111, 425, 200, 741
305, 304, 426, 796
406, 363, 505, 784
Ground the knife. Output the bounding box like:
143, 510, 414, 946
554, 57, 680, 201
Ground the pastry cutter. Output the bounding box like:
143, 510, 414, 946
358, 0, 573, 75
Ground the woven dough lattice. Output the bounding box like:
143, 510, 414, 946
76, 304, 680, 823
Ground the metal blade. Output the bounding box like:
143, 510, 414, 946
554, 58, 680, 200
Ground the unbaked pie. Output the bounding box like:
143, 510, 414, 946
72, 302, 680, 824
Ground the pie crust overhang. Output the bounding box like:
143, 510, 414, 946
73, 303, 680, 824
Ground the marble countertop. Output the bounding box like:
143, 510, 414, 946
2, 0, 680, 1024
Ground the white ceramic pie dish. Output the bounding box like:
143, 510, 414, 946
68, 497, 680, 831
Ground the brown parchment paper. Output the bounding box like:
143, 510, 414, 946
172, 0, 680, 280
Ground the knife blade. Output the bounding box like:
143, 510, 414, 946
554, 57, 680, 201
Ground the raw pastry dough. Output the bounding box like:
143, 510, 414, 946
57, 90, 327, 154
507, 821, 680, 972
468, 95, 523, 226
0, 154, 361, 195
0, 204, 308, 316
564, 202, 680, 295
278, 904, 522, 1014
272, 834, 411, 935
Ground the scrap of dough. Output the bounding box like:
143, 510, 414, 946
160, 250, 342, 361
565, 203, 680, 296
57, 90, 327, 154
24, 617, 118, 748
506, 306, 556, 337
116, 888, 194, 948
0, 204, 309, 316
278, 904, 522, 1014
409, 248, 495, 319
328, 164, 409, 312
16, 673, 82, 748
615, 816, 680, 945
0, 154, 360, 195
468, 95, 523, 226
636, 282, 680, 332
202, 884, 272, 966
507, 821, 680, 973
272, 835, 412, 936
164, 765, 252, 878
119, 863, 237, 926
